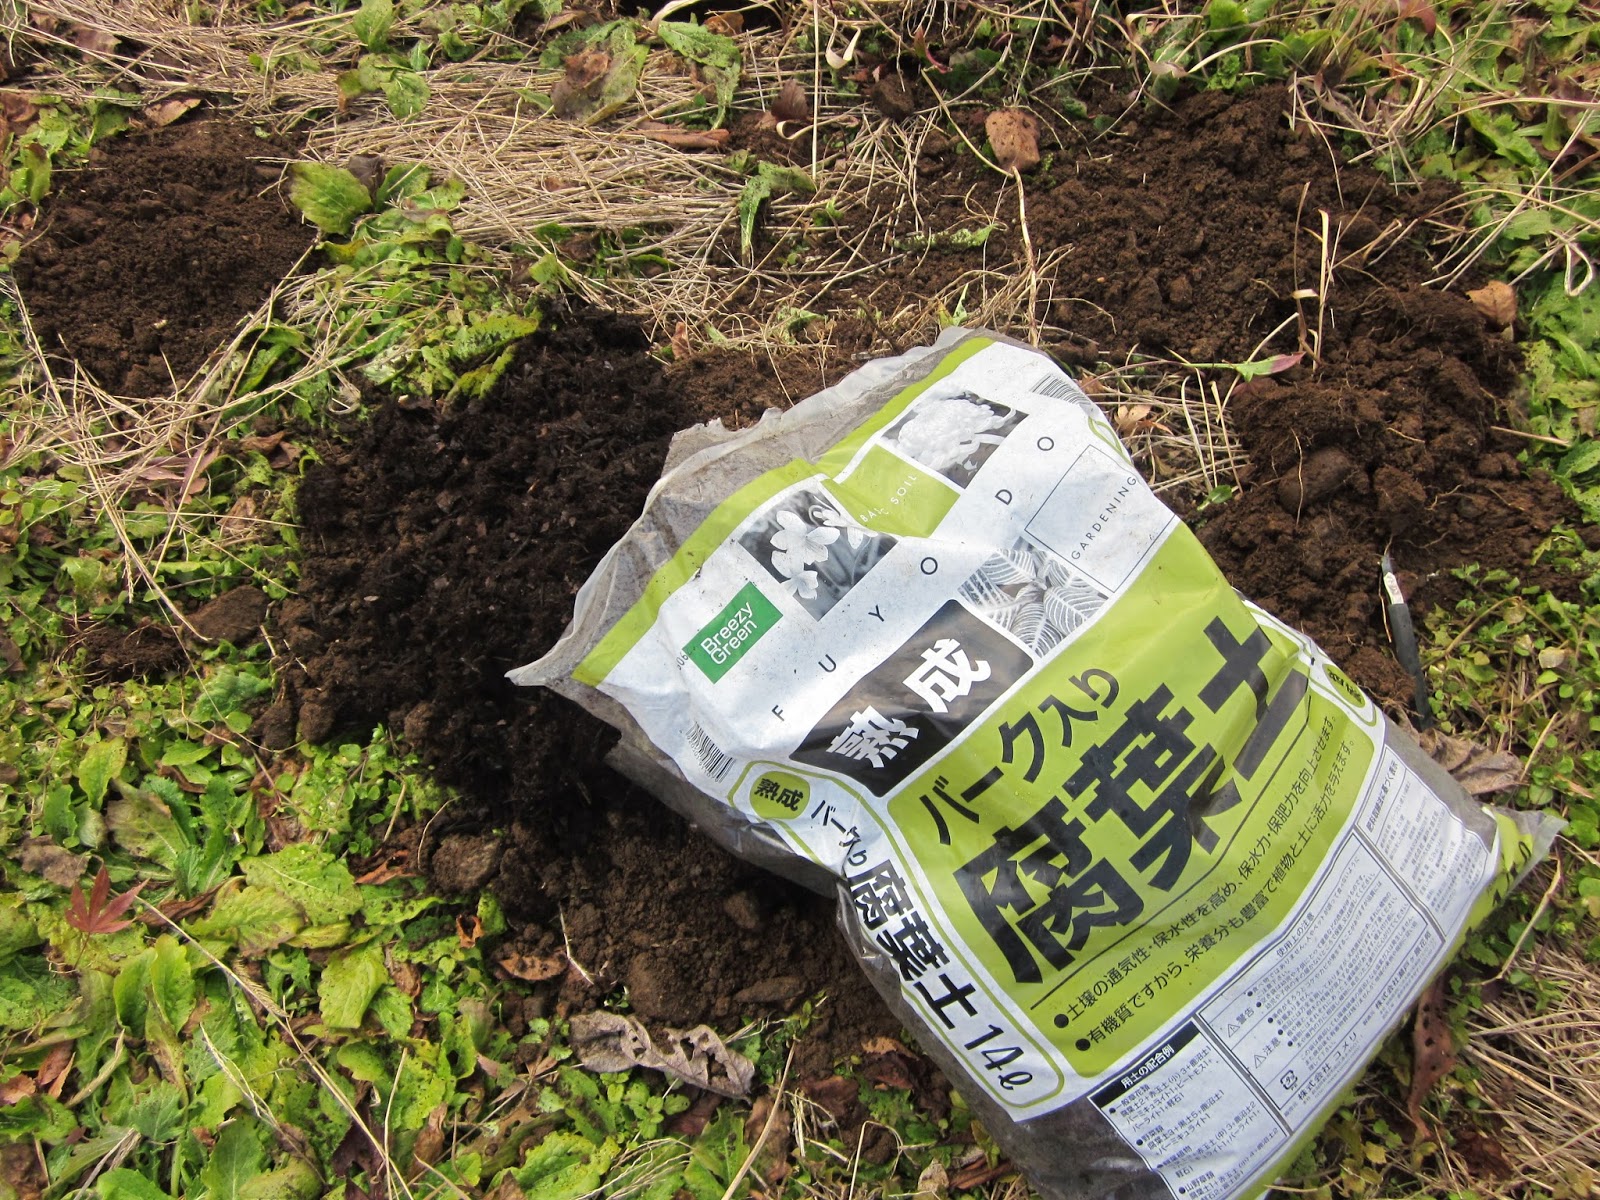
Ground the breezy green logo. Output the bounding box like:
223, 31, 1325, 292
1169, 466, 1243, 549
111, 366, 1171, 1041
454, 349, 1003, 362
685, 583, 781, 682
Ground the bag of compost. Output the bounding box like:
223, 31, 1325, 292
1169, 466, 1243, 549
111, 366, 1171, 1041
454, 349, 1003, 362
511, 327, 1560, 1200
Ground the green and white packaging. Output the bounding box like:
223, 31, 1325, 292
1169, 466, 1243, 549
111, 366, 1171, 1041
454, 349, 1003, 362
512, 328, 1559, 1200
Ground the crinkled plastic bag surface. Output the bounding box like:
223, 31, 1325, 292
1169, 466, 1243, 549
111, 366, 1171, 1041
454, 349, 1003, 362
512, 328, 1560, 1200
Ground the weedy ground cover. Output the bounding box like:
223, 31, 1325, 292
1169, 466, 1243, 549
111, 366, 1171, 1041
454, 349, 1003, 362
1, 2, 1598, 1200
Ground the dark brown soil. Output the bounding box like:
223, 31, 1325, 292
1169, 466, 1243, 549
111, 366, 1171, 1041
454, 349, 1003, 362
14, 119, 314, 396
765, 84, 1587, 709
286, 308, 897, 1068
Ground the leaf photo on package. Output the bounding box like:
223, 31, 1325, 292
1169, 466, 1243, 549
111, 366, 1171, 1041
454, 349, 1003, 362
737, 487, 895, 619
880, 390, 1025, 487
960, 538, 1109, 659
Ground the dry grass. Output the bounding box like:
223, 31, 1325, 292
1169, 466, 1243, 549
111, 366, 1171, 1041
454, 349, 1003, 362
1423, 855, 1600, 1200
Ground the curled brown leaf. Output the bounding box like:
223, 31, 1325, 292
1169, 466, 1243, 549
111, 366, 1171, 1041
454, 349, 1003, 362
986, 108, 1041, 173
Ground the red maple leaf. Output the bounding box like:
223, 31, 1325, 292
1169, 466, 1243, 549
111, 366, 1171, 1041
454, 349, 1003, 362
65, 866, 147, 935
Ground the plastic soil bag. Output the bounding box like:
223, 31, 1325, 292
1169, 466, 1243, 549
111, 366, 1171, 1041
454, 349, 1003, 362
512, 328, 1560, 1200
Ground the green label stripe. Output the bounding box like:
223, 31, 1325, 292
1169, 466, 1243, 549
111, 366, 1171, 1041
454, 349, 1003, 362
685, 582, 781, 682
828, 447, 960, 538
575, 460, 812, 685
576, 335, 996, 686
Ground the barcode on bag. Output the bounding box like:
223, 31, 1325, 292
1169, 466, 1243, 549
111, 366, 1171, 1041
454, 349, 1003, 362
687, 721, 735, 783
1029, 372, 1082, 401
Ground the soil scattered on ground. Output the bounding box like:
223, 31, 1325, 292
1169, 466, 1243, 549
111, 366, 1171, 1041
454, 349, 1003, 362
248, 86, 1593, 1072
287, 308, 897, 1068
792, 84, 1587, 708
0, 24, 1580, 1151
15, 119, 314, 396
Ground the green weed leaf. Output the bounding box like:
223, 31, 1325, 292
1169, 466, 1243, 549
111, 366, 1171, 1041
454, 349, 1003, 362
0, 907, 41, 963
1559, 438, 1600, 479
105, 783, 189, 871
656, 21, 740, 125
510, 1130, 619, 1200
96, 1167, 173, 1200
382, 70, 430, 119
539, 21, 629, 69
201, 1120, 268, 1200
738, 162, 815, 260
0, 1092, 74, 1140
288, 163, 374, 236
238, 1158, 321, 1200
0, 955, 75, 1030
197, 667, 273, 721
377, 163, 432, 206
352, 0, 394, 51
187, 884, 302, 956
241, 843, 362, 925
77, 737, 127, 807
317, 940, 388, 1028
148, 934, 196, 1029
113, 951, 152, 1031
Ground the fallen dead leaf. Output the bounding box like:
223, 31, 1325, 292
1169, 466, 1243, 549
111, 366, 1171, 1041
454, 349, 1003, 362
141, 888, 217, 924
408, 1103, 448, 1178
985, 108, 1041, 173
0, 631, 24, 675
1406, 973, 1456, 1138
1454, 1128, 1514, 1179
355, 851, 413, 885
665, 1088, 723, 1137
635, 122, 729, 150
389, 958, 422, 998
1, 91, 39, 140
1114, 402, 1154, 436
0, 1142, 45, 1200
861, 1034, 910, 1055
240, 431, 289, 454
143, 96, 200, 127
772, 78, 811, 125
951, 1160, 1015, 1190
1417, 729, 1522, 796
1395, 0, 1438, 35
863, 1051, 915, 1091
66, 23, 119, 56
456, 913, 483, 948
37, 1042, 74, 1098
20, 837, 87, 889
496, 949, 566, 982
1467, 280, 1516, 329
216, 494, 259, 546
552, 48, 629, 123
916, 1160, 950, 1200
0, 1074, 36, 1104
571, 1011, 756, 1096
799, 1074, 858, 1123
704, 11, 743, 35
669, 320, 692, 359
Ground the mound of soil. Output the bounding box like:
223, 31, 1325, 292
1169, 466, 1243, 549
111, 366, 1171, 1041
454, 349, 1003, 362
822, 85, 1587, 707
287, 309, 895, 1064
283, 85, 1590, 1073
15, 119, 314, 396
